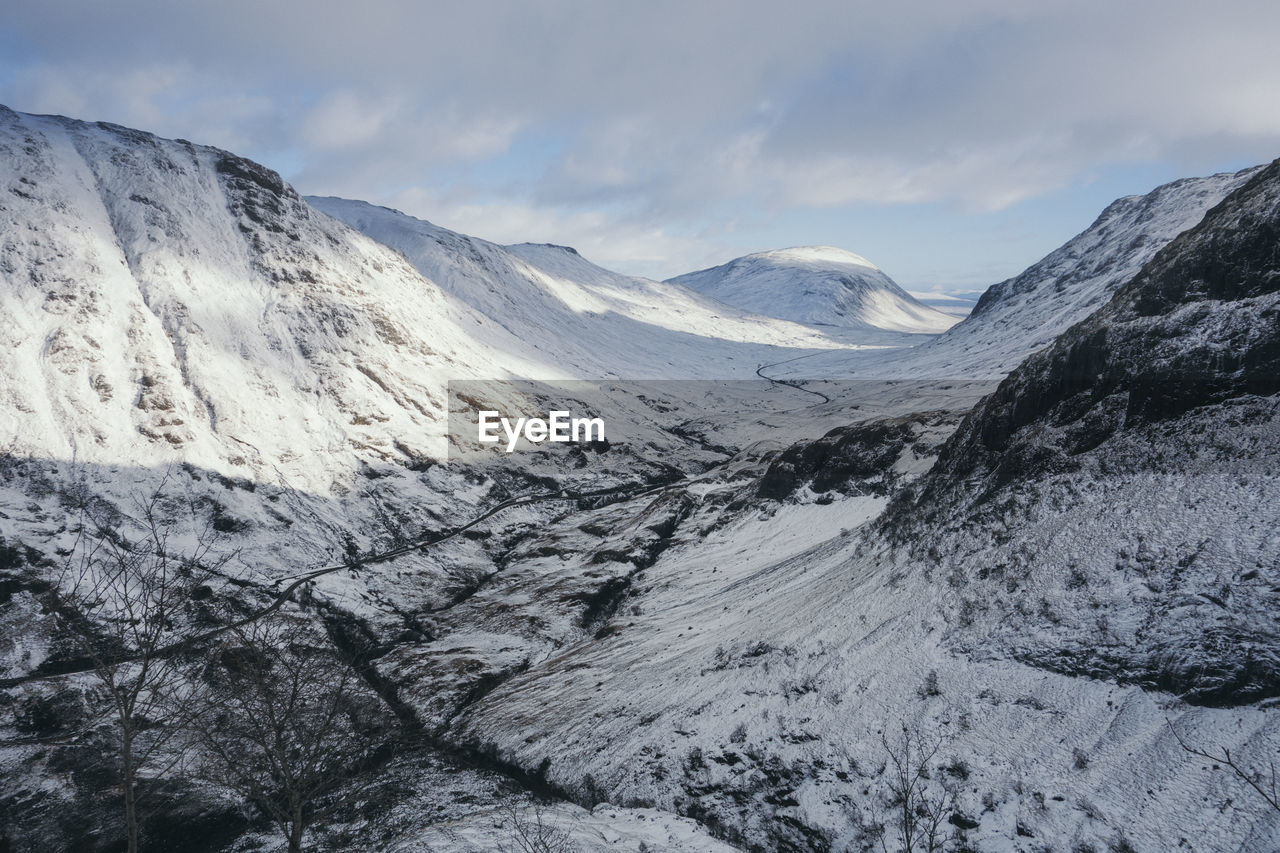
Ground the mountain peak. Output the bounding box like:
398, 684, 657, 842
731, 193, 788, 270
509, 241, 581, 256
668, 246, 954, 334
748, 245, 879, 269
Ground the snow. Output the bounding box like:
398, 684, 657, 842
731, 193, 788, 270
667, 246, 958, 334
0, 108, 522, 479
2, 102, 1278, 853
763, 166, 1262, 381
397, 802, 744, 852
906, 289, 984, 319
757, 245, 880, 267
431, 452, 1280, 851
306, 199, 932, 382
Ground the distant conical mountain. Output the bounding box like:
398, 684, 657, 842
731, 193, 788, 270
667, 245, 957, 333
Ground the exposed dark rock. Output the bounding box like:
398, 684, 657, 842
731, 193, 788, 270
881, 157, 1280, 704
214, 153, 288, 198
758, 411, 958, 501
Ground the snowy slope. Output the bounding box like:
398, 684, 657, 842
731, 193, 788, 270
306, 197, 923, 379
929, 165, 1265, 376
381, 164, 1280, 851
0, 106, 533, 481
0, 107, 585, 721
441, 480, 1280, 852
667, 245, 957, 333
890, 155, 1280, 704
764, 167, 1262, 381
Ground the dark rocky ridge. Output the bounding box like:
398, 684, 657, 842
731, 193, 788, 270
757, 411, 959, 502
880, 157, 1280, 705
911, 157, 1280, 516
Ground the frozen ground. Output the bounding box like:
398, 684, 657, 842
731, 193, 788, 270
2, 104, 1278, 853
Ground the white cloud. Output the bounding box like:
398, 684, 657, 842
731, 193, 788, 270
3, 0, 1279, 283
384, 187, 727, 279
301, 91, 401, 151
5, 62, 279, 155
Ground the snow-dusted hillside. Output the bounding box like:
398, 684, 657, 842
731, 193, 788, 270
307, 198, 927, 376
0, 106, 535, 482
926, 165, 1265, 377
3, 100, 1277, 853
891, 155, 1280, 704
0, 105, 657, 655
385, 162, 1280, 851
667, 246, 957, 334
765, 167, 1261, 381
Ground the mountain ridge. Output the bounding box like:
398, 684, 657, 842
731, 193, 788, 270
306, 196, 934, 368
757, 165, 1262, 381
2, 103, 1278, 853
666, 244, 957, 333
878, 155, 1280, 704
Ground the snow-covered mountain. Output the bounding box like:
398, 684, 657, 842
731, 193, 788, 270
0, 105, 911, 571
892, 156, 1280, 704
763, 167, 1262, 382
923, 165, 1265, 377
415, 159, 1280, 852
667, 245, 957, 333
306, 198, 895, 381
0, 105, 530, 484
2, 101, 1278, 853
1, 105, 942, 484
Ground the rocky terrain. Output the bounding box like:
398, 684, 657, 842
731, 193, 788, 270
763, 166, 1261, 382
1, 104, 1277, 853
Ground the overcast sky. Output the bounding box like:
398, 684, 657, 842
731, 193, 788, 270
3, 0, 1279, 290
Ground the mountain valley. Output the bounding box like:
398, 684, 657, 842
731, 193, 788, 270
1, 104, 1277, 853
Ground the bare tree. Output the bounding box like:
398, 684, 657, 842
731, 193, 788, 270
1168, 719, 1280, 814
52, 486, 228, 853
876, 723, 958, 853
191, 613, 393, 853
498, 799, 578, 853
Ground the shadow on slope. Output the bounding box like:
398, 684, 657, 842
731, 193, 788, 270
880, 157, 1280, 705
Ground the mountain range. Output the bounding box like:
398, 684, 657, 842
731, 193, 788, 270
1, 104, 1277, 853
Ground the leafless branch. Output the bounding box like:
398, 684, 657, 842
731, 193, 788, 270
498, 799, 578, 853
189, 613, 395, 853
1167, 718, 1280, 814
876, 722, 958, 853
50, 482, 232, 853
